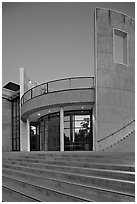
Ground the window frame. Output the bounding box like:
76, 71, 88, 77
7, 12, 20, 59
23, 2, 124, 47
113, 28, 128, 66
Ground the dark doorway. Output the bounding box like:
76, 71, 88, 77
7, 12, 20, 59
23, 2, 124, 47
30, 122, 40, 151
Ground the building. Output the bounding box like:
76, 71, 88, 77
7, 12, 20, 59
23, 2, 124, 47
2, 8, 135, 152
2, 82, 20, 152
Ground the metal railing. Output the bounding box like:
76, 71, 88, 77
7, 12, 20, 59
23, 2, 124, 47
97, 120, 135, 150
21, 77, 94, 105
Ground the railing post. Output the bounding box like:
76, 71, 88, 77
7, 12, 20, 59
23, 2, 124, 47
69, 78, 71, 89
60, 107, 64, 151
31, 89, 32, 99
93, 77, 95, 87
47, 83, 48, 93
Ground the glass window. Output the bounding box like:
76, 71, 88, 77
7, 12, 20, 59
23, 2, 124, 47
64, 110, 92, 151
75, 115, 87, 120
39, 112, 60, 151
113, 29, 128, 65
13, 139, 16, 150
31, 126, 36, 135
12, 97, 20, 151
16, 139, 20, 150
64, 121, 70, 129
64, 116, 70, 122
64, 129, 70, 139
39, 110, 93, 152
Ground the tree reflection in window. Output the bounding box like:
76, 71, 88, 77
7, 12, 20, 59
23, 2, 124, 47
64, 111, 93, 151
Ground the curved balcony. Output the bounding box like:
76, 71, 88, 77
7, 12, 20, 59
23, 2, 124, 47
21, 77, 95, 105
21, 77, 95, 121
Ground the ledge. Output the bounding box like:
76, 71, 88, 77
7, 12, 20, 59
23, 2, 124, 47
21, 88, 95, 122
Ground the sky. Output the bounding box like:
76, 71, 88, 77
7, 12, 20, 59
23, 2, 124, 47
2, 2, 135, 86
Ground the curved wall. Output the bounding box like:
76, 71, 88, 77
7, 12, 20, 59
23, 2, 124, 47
94, 8, 135, 150
21, 89, 95, 121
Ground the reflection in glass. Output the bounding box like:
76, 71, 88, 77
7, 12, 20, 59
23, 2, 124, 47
39, 113, 60, 151
12, 97, 20, 151
30, 123, 40, 151
64, 110, 93, 151
64, 121, 70, 129
38, 110, 93, 151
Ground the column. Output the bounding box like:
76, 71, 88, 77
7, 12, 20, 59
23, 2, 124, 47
20, 121, 27, 151
20, 119, 30, 151
60, 107, 64, 151
20, 68, 25, 151
27, 118, 30, 151
92, 105, 98, 151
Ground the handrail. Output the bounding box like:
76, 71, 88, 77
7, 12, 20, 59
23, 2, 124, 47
97, 119, 135, 143
22, 76, 94, 96
21, 76, 95, 105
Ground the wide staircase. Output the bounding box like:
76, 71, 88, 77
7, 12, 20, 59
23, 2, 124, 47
2, 151, 135, 202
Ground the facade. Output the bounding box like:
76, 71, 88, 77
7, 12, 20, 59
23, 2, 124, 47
2, 8, 135, 152
20, 75, 95, 152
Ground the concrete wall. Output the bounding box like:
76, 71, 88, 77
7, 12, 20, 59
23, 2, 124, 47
20, 68, 37, 93
21, 89, 95, 121
94, 8, 135, 150
2, 98, 12, 151
105, 131, 135, 152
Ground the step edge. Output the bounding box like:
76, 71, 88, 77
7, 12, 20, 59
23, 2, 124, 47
2, 165, 135, 184
3, 178, 93, 202
3, 170, 135, 197
2, 185, 42, 202
3, 159, 135, 169
2, 162, 135, 175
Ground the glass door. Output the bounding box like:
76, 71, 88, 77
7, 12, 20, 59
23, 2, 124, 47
30, 122, 40, 151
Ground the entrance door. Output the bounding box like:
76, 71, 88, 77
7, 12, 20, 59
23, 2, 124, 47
64, 110, 93, 151
30, 123, 40, 151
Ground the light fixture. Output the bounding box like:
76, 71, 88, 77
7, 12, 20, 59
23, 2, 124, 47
29, 80, 31, 84
82, 107, 84, 109
49, 110, 50, 113
38, 113, 40, 116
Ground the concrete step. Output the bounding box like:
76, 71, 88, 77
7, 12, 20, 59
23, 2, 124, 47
37, 156, 134, 165
17, 156, 134, 165
3, 175, 89, 202
3, 151, 135, 164
2, 178, 87, 202
3, 157, 135, 172
2, 165, 135, 195
3, 151, 135, 202
2, 161, 135, 181
2, 186, 41, 202
3, 150, 135, 157
3, 171, 135, 202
